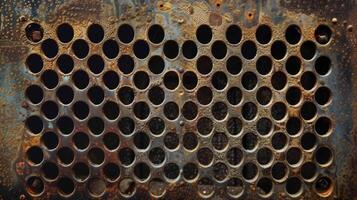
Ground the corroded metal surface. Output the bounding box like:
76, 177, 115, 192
0, 0, 357, 199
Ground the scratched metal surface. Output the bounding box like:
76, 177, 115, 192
0, 0, 357, 199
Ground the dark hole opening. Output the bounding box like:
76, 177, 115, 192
164, 132, 179, 149
242, 132, 258, 151
213, 162, 228, 181
300, 132, 317, 150
103, 101, 120, 120
148, 56, 164, 74
118, 55, 134, 74
103, 132, 120, 150
271, 102, 287, 120
256, 118, 272, 136
315, 25, 332, 45
242, 162, 258, 180
88, 86, 104, 105
212, 132, 228, 151
163, 40, 179, 59
183, 163, 198, 180
271, 162, 287, 180
25, 23, 43, 42
72, 39, 89, 59
149, 147, 165, 165
286, 147, 302, 165
164, 102, 179, 120
197, 86, 213, 105
41, 39, 58, 58
57, 147, 74, 165
315, 87, 331, 105
182, 40, 198, 59
271, 132, 287, 150
301, 162, 317, 180
256, 86, 272, 105
26, 176, 44, 195
72, 101, 89, 120
242, 102, 257, 120
87, 24, 104, 43
41, 162, 59, 180
57, 54, 74, 74
73, 162, 89, 181
118, 148, 135, 165
300, 41, 316, 60
183, 71, 198, 90
197, 117, 213, 136
133, 40, 150, 59
196, 25, 212, 44
57, 116, 74, 135
134, 162, 151, 180
315, 56, 331, 76
183, 132, 198, 150
27, 146, 43, 164
226, 25, 242, 45
271, 40, 287, 60
227, 117, 242, 136
26, 115, 43, 134
41, 131, 58, 150
103, 70, 119, 90
88, 117, 105, 135
301, 101, 317, 120
57, 177, 75, 195
41, 101, 58, 120
315, 117, 331, 136
103, 39, 119, 59
286, 117, 301, 136
148, 117, 165, 135
88, 147, 105, 165
26, 85, 43, 104
286, 177, 302, 195
118, 117, 135, 135
286, 56, 301, 75
242, 71, 257, 90
41, 69, 59, 89
57, 23, 74, 43
227, 87, 242, 105
211, 40, 227, 59
300, 71, 316, 90
212, 102, 228, 120
197, 147, 213, 166
286, 87, 301, 105
26, 54, 43, 73
148, 86, 165, 105
103, 163, 120, 181
134, 102, 150, 120
148, 24, 164, 44
226, 147, 243, 166
164, 163, 180, 179
72, 70, 89, 90
285, 25, 301, 45
256, 25, 272, 44
88, 54, 104, 75
256, 56, 272, 75
72, 132, 89, 150
118, 86, 134, 105
226, 56, 242, 75
118, 24, 134, 44
56, 85, 74, 105
257, 177, 273, 196
271, 71, 287, 90
197, 56, 212, 75
133, 71, 150, 90
315, 176, 333, 195
182, 101, 198, 120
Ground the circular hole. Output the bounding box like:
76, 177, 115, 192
227, 117, 242, 136
149, 179, 166, 197
149, 147, 165, 165
213, 162, 228, 181
197, 117, 213, 136
164, 102, 179, 120
271, 162, 288, 181
197, 147, 214, 166
300, 132, 317, 151
57, 116, 74, 135
226, 147, 243, 166
25, 23, 43, 42
315, 87, 331, 106
211, 40, 227, 59
72, 162, 89, 182
56, 85, 74, 105
256, 86, 272, 105
41, 39, 58, 58
134, 162, 151, 180
226, 25, 242, 44
134, 131, 150, 150
118, 148, 135, 166
300, 41, 316, 60
103, 39, 119, 59
26, 176, 44, 195
57, 54, 74, 74
256, 117, 272, 136
226, 56, 242, 75
301, 101, 317, 120
133, 71, 150, 90
26, 85, 43, 104
88, 147, 105, 165
286, 147, 302, 166
41, 162, 59, 180
87, 178, 106, 197
72, 101, 89, 120
148, 86, 165, 105
163, 40, 179, 59
271, 132, 288, 151
212, 132, 228, 151
301, 162, 317, 180
315, 176, 333, 197
183, 71, 198, 90
241, 71, 257, 90
257, 177, 273, 197
182, 40, 198, 59
212, 102, 228, 120
118, 117, 135, 135
103, 101, 120, 120
26, 115, 43, 134
285, 177, 302, 196
256, 25, 272, 44
315, 25, 332, 45
57, 147, 74, 165
271, 40, 287, 60
148, 56, 164, 74
118, 54, 135, 74
286, 56, 301, 75
87, 54, 104, 75
148, 117, 165, 135
57, 23, 74, 43
242, 132, 258, 151
182, 101, 198, 120
26, 146, 43, 165
286, 87, 301, 105
163, 71, 179, 90
41, 101, 58, 120
211, 71, 227, 90
118, 86, 134, 105
227, 178, 244, 197
26, 54, 43, 73
301, 71, 317, 90
164, 132, 179, 150
103, 70, 120, 90
72, 70, 89, 90
164, 163, 180, 180
286, 117, 302, 136
197, 56, 212, 75
271, 102, 287, 121
148, 24, 164, 44
242, 102, 257, 121
227, 87, 242, 106
256, 56, 272, 75
119, 178, 136, 197
197, 86, 213, 105
197, 177, 214, 197
183, 163, 198, 181
271, 71, 287, 90
242, 162, 258, 181
315, 146, 332, 165
241, 40, 257, 60
57, 177, 75, 196
134, 101, 150, 120
87, 23, 104, 43
41, 131, 58, 150
118, 24, 134, 44
72, 132, 89, 150
285, 25, 301, 45
315, 56, 331, 76
88, 86, 104, 105
133, 40, 150, 59
72, 39, 89, 59
315, 116, 332, 136
103, 163, 120, 181
196, 24, 212, 44
183, 132, 198, 150
88, 117, 105, 135
41, 69, 58, 89
103, 132, 120, 150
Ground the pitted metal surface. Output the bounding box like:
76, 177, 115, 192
0, 0, 357, 199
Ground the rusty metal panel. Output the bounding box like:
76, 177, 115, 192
0, 0, 357, 199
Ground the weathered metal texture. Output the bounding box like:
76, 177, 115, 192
0, 0, 357, 199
